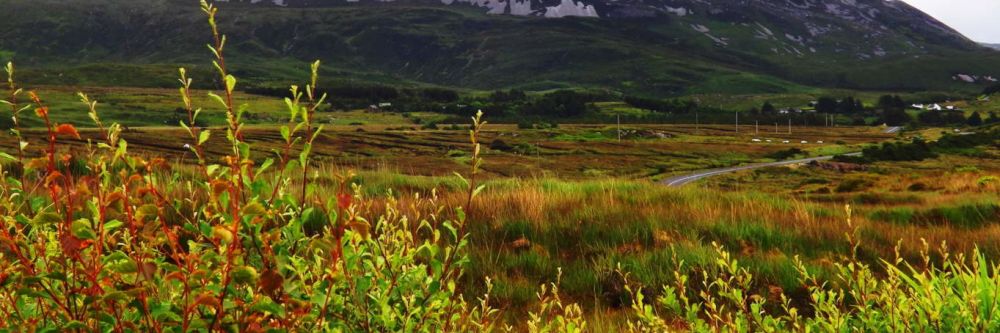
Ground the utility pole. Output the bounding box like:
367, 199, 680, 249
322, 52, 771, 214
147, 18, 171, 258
695, 111, 700, 133
775, 122, 778, 133
755, 120, 759, 136
788, 118, 792, 134
736, 112, 739, 134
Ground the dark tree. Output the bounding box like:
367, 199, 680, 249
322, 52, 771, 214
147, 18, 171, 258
918, 110, 942, 125
878, 95, 906, 110
837, 97, 860, 114
761, 102, 776, 114
883, 108, 912, 126
521, 90, 589, 117
968, 111, 983, 126
816, 97, 838, 114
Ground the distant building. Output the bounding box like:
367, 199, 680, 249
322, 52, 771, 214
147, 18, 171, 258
368, 102, 394, 112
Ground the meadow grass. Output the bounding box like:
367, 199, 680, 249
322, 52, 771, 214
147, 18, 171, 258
1, 1, 997, 331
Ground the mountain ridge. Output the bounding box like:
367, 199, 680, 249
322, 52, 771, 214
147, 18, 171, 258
2, 0, 998, 96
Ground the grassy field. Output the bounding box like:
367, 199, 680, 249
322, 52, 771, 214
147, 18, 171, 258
3, 85, 999, 331
8, 93, 997, 329
2, 1, 998, 328
4, 122, 894, 181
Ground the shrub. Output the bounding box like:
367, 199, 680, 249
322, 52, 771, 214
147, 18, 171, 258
835, 178, 870, 193
512, 143, 540, 155
489, 139, 513, 152
860, 138, 936, 162
421, 121, 440, 130
907, 182, 928, 192
979, 176, 999, 187
626, 206, 1000, 332
766, 148, 804, 160
0, 3, 507, 331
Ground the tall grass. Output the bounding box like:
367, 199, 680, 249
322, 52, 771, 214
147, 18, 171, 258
627, 206, 1000, 332
1, 1, 998, 331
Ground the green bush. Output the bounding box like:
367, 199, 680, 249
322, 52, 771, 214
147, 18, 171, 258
835, 179, 870, 193
766, 148, 804, 160
0, 3, 506, 331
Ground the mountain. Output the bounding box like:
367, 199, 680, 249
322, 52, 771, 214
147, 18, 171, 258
981, 43, 1000, 51
2, 0, 999, 96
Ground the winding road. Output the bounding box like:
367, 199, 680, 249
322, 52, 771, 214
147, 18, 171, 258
661, 126, 900, 187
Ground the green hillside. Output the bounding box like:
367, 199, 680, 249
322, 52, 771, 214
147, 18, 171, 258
2, 0, 1000, 97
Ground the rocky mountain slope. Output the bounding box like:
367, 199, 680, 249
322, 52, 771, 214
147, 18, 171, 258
2, 0, 998, 96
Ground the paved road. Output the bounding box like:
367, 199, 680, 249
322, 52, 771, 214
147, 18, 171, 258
661, 153, 862, 187
662, 126, 900, 187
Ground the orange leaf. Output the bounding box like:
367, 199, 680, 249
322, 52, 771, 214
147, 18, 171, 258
55, 124, 80, 139
25, 158, 48, 170
34, 107, 48, 118
44, 171, 64, 186
193, 293, 221, 309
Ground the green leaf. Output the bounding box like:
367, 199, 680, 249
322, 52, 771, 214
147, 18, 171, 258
135, 204, 160, 222
102, 291, 130, 303
32, 212, 63, 226
298, 143, 312, 168
238, 142, 251, 160
255, 158, 275, 178
107, 259, 137, 274
237, 103, 250, 122
311, 125, 324, 142
242, 202, 267, 216
207, 92, 227, 109
104, 219, 124, 232
280, 125, 291, 142
0, 152, 15, 161
198, 130, 211, 145
251, 298, 285, 316
70, 219, 97, 240
62, 321, 88, 330
179, 121, 192, 136
472, 184, 486, 198
225, 75, 237, 93
231, 266, 258, 285
206, 164, 221, 176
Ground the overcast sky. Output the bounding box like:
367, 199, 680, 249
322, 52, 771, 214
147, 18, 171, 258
903, 0, 1000, 43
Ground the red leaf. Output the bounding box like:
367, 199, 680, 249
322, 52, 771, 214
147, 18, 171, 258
55, 124, 81, 139
337, 193, 352, 210
60, 233, 84, 258
260, 269, 284, 300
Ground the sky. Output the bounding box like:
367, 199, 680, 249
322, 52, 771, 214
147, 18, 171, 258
903, 0, 1000, 43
